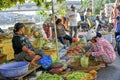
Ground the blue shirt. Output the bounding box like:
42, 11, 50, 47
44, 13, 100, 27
116, 22, 120, 32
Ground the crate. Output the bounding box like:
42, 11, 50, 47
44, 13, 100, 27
0, 54, 7, 64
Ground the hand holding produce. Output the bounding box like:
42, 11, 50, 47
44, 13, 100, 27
85, 52, 91, 57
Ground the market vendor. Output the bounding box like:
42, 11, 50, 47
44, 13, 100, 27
86, 32, 116, 67
56, 18, 72, 48
12, 23, 44, 66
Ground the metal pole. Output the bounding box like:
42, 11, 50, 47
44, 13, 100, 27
51, 0, 59, 54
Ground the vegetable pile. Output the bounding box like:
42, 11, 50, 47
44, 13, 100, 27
66, 72, 87, 80
65, 45, 83, 57
36, 72, 63, 80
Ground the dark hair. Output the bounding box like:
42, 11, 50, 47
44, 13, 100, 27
56, 19, 62, 25
96, 32, 102, 38
116, 16, 120, 20
13, 23, 24, 33
71, 4, 75, 8
96, 16, 100, 20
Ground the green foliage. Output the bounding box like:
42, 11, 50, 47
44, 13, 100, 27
0, 0, 66, 10
57, 0, 66, 3
0, 0, 26, 9
37, 10, 48, 17
80, 0, 116, 15
58, 8, 66, 16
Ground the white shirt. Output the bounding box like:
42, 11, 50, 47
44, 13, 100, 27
66, 10, 80, 26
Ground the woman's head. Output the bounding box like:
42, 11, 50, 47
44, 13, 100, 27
96, 16, 100, 20
56, 18, 62, 25
13, 23, 25, 34
91, 32, 102, 43
96, 32, 102, 38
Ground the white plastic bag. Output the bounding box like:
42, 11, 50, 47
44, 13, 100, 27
80, 55, 89, 68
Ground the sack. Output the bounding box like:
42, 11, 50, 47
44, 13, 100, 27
39, 55, 52, 69
80, 55, 89, 68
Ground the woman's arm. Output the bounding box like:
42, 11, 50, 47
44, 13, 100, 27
91, 42, 106, 57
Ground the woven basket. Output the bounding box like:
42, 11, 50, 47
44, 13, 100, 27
69, 61, 100, 72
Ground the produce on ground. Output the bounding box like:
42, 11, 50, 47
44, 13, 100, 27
66, 70, 97, 80
49, 68, 63, 74
42, 40, 62, 50
51, 63, 63, 68
36, 72, 63, 80
65, 45, 84, 57
66, 72, 88, 80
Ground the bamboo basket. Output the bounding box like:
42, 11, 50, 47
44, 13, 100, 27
69, 61, 100, 72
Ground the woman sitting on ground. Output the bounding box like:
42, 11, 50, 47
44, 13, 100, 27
56, 19, 72, 48
12, 23, 44, 66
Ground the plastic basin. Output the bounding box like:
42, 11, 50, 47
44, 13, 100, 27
0, 61, 29, 77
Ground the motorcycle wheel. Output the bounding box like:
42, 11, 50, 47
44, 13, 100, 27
117, 41, 120, 56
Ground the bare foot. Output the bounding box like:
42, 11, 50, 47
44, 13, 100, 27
100, 62, 106, 68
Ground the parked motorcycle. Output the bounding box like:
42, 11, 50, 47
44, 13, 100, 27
116, 35, 120, 55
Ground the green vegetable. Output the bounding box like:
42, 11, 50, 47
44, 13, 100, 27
66, 72, 87, 80
36, 72, 63, 80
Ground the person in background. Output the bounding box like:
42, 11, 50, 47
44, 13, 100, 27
84, 8, 92, 21
113, 0, 120, 28
56, 19, 72, 48
115, 16, 120, 38
86, 32, 116, 67
108, 10, 114, 32
114, 16, 120, 51
95, 16, 102, 32
66, 5, 80, 38
12, 23, 44, 66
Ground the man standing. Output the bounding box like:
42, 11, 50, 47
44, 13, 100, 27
66, 5, 80, 38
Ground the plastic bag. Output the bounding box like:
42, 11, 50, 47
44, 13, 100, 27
39, 55, 52, 69
80, 55, 89, 68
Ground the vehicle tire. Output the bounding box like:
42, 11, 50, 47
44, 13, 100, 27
117, 41, 120, 56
